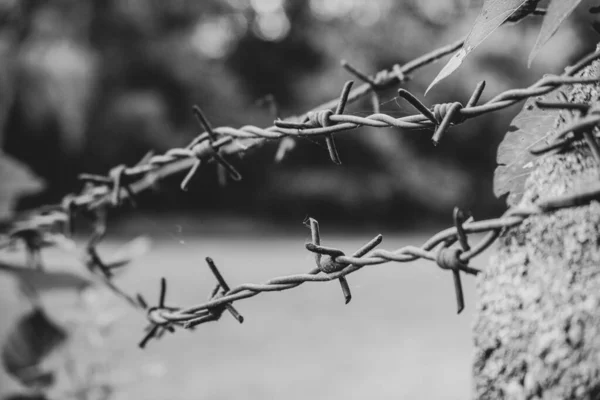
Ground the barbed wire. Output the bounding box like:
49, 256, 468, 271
4, 55, 598, 235
123, 48, 600, 347
0, 6, 555, 232
1, 8, 600, 349
134, 176, 600, 347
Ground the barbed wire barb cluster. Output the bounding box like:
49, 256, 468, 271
1, 10, 600, 349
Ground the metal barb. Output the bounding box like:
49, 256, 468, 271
436, 247, 468, 314
190, 106, 242, 184
324, 80, 354, 165
137, 294, 148, 309
397, 89, 438, 125
192, 105, 217, 142
432, 103, 463, 146
206, 257, 230, 291
306, 219, 383, 304
466, 81, 486, 108
341, 60, 381, 113
159, 277, 167, 308
181, 159, 202, 191
205, 257, 244, 323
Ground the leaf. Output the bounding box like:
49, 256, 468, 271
427, 0, 529, 94
3, 394, 49, 400
493, 80, 567, 205
0, 152, 45, 221
0, 261, 95, 293
528, 0, 583, 67
1, 308, 67, 389
0, 236, 150, 294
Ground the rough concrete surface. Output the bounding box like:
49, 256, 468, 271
472, 55, 600, 399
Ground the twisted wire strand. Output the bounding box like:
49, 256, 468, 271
6, 51, 600, 239
141, 177, 600, 335
3, 39, 470, 235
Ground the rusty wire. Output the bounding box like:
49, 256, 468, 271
133, 180, 600, 347
4, 52, 599, 236
1, 19, 600, 349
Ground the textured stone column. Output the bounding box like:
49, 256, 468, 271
472, 56, 600, 399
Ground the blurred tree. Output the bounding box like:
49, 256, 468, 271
0, 0, 597, 227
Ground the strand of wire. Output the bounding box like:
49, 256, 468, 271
137, 175, 600, 345
6, 48, 599, 241
0, 8, 568, 235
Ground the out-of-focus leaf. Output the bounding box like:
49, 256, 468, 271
1, 308, 67, 389
493, 80, 567, 205
528, 0, 582, 67
0, 236, 151, 293
427, 0, 528, 94
0, 152, 45, 221
0, 261, 95, 293
12, 370, 55, 391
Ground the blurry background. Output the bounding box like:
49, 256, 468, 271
1, 0, 597, 228
0, 1, 599, 399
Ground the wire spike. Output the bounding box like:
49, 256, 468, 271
324, 136, 342, 165
139, 325, 159, 349
206, 257, 231, 292
335, 80, 354, 115
466, 81, 486, 108
341, 60, 376, 87
353, 234, 383, 258
307, 217, 322, 265
159, 277, 167, 309
432, 102, 462, 145
212, 152, 242, 181
192, 105, 217, 141
452, 270, 465, 314
225, 304, 244, 323
137, 294, 148, 309
397, 89, 438, 125
339, 276, 352, 304
181, 159, 201, 191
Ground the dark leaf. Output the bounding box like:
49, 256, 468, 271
528, 0, 583, 66
493, 79, 568, 205
0, 152, 44, 221
14, 370, 55, 391
427, 0, 529, 93
3, 394, 49, 400
1, 308, 67, 389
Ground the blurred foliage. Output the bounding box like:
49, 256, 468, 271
0, 152, 44, 221
0, 0, 597, 228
